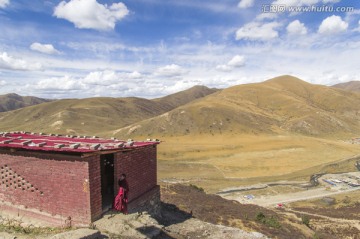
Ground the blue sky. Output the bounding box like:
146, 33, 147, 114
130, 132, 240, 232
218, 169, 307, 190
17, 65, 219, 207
0, 0, 359, 98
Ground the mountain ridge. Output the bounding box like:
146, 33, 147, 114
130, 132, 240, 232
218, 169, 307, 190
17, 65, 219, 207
0, 85, 218, 135
332, 81, 360, 92
112, 75, 360, 138
2, 76, 360, 139
0, 93, 52, 112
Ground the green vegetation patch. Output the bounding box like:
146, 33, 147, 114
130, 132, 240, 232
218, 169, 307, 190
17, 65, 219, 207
0, 216, 70, 236
255, 212, 281, 229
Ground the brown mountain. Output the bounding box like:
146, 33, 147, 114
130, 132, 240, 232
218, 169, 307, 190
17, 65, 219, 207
332, 81, 360, 92
0, 93, 52, 112
153, 85, 219, 109
0, 86, 217, 136
113, 75, 360, 138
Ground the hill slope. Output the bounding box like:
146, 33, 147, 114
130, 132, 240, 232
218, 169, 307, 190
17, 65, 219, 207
0, 86, 217, 136
0, 93, 52, 112
113, 75, 360, 138
332, 81, 360, 92
153, 85, 219, 109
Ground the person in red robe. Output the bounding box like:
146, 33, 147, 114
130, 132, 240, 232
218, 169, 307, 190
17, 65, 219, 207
113, 173, 129, 214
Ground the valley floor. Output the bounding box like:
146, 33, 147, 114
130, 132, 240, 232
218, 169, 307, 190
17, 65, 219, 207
220, 172, 360, 207
157, 134, 360, 192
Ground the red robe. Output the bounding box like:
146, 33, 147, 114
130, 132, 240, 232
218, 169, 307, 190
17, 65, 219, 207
113, 180, 129, 213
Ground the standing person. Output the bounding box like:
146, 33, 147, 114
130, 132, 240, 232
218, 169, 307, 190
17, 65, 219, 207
113, 173, 129, 214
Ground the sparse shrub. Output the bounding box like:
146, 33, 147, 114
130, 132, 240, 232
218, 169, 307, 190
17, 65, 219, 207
255, 212, 281, 228
89, 223, 96, 229
189, 184, 204, 192
265, 216, 281, 228
313, 233, 321, 239
322, 197, 336, 206
342, 196, 351, 205
301, 215, 310, 228
256, 212, 265, 221
0, 216, 69, 235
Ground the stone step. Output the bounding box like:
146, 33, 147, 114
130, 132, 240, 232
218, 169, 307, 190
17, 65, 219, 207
50, 228, 101, 239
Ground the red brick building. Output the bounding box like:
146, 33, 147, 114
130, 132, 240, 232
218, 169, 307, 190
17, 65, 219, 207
0, 132, 160, 226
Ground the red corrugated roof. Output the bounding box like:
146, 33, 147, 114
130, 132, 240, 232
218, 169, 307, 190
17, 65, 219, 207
0, 132, 159, 153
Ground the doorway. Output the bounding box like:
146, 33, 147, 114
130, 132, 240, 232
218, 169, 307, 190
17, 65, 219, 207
100, 153, 114, 211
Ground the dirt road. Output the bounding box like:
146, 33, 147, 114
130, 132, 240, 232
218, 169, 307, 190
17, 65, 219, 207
222, 172, 360, 207
286, 208, 360, 231
243, 187, 360, 207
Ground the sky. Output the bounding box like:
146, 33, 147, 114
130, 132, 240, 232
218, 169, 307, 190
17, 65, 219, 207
0, 0, 359, 99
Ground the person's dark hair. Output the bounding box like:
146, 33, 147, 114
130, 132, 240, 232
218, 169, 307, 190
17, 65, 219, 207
119, 173, 128, 188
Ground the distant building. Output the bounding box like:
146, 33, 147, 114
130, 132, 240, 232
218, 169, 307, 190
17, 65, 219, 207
351, 138, 360, 144
0, 132, 160, 226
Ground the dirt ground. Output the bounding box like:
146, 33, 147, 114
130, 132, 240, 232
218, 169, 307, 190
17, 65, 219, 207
289, 190, 360, 221
160, 184, 360, 239
160, 184, 314, 239
223, 186, 360, 207
219, 172, 360, 206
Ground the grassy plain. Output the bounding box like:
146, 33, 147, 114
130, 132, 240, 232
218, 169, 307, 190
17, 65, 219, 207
157, 134, 360, 192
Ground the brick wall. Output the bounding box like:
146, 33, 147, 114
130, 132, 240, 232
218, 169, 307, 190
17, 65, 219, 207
0, 151, 91, 225
114, 145, 157, 202
0, 144, 159, 226
87, 155, 102, 221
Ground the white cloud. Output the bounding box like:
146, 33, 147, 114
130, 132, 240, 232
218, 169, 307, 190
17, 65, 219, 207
216, 55, 245, 72
27, 70, 145, 95
53, 0, 129, 31
30, 42, 60, 55
318, 15, 348, 35
32, 76, 86, 91
13, 38, 360, 98
322, 0, 341, 3
82, 70, 143, 86
0, 52, 42, 71
83, 70, 119, 86
0, 80, 6, 86
238, 0, 254, 9
356, 20, 360, 32
236, 22, 281, 41
25, 70, 152, 97
272, 0, 336, 6
0, 0, 9, 9
256, 12, 278, 21
154, 64, 187, 77
228, 55, 245, 67
287, 20, 307, 35
216, 64, 232, 72
127, 71, 142, 79
271, 0, 303, 7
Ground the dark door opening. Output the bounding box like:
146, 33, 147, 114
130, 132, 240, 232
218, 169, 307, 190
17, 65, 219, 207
100, 154, 114, 211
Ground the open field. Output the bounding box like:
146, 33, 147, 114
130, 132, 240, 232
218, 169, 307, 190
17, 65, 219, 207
157, 134, 360, 192
220, 172, 360, 207
289, 186, 360, 221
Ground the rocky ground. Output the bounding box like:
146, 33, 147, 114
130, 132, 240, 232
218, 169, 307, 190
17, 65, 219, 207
0, 184, 359, 239
0, 211, 268, 239
159, 184, 360, 239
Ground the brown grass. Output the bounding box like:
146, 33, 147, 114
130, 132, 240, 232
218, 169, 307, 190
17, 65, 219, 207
289, 190, 360, 220
160, 184, 312, 239
157, 134, 360, 192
